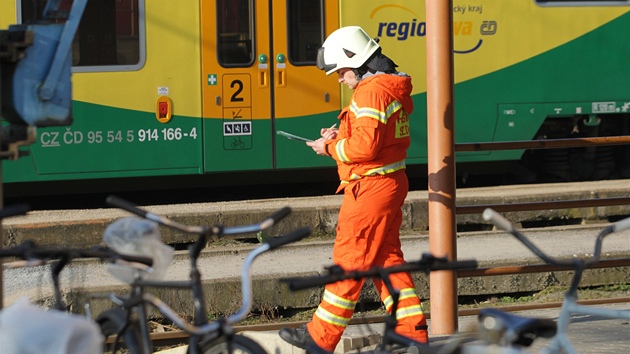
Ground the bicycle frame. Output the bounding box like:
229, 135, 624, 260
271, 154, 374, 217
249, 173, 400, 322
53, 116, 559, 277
100, 195, 306, 354
0, 238, 153, 354
284, 253, 478, 354
130, 243, 274, 337
2, 241, 152, 311
102, 241, 265, 353
482, 208, 630, 354
544, 298, 630, 354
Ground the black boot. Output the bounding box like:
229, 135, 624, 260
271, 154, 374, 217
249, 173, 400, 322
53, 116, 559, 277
279, 324, 328, 352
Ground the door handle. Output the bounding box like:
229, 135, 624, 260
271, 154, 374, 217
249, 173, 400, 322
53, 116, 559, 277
275, 53, 287, 88
258, 54, 269, 88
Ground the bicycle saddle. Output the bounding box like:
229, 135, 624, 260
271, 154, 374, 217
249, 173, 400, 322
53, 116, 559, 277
478, 308, 557, 347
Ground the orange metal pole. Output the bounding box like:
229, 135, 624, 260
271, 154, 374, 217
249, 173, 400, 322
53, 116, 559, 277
425, 0, 458, 334
0, 68, 4, 309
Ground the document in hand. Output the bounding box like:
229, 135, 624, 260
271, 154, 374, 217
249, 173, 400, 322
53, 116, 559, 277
277, 130, 313, 142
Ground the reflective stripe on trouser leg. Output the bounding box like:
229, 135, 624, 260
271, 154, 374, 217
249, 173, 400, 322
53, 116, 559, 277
373, 247, 429, 343
366, 173, 427, 343
309, 172, 413, 351
381, 286, 428, 343
383, 288, 422, 313
308, 279, 363, 352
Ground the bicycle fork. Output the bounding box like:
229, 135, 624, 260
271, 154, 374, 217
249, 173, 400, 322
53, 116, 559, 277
133, 288, 153, 354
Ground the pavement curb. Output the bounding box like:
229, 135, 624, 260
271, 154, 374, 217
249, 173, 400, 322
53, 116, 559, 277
4, 180, 630, 248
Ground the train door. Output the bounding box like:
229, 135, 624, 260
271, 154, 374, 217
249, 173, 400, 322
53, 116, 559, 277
200, 0, 339, 173
271, 0, 340, 169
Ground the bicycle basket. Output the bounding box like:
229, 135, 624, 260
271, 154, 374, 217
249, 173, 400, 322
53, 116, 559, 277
103, 216, 174, 283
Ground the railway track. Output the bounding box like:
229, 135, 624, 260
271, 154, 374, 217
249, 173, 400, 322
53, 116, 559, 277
4, 179, 629, 352
140, 297, 630, 349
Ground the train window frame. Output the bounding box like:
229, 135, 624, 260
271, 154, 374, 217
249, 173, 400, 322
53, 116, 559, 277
536, 0, 630, 6
16, 0, 146, 73
216, 0, 256, 68
286, 0, 325, 66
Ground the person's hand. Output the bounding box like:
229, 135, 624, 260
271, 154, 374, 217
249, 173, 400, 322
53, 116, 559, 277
320, 124, 337, 140
306, 138, 328, 156
320, 127, 338, 140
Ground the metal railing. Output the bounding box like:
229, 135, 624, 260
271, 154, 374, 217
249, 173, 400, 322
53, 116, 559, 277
455, 135, 630, 214
455, 136, 630, 152
453, 134, 630, 307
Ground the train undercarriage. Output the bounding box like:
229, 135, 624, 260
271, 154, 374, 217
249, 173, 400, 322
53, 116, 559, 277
518, 114, 630, 183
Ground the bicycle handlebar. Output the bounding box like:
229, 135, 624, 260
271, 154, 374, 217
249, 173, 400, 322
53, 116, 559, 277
283, 254, 478, 291
482, 208, 630, 268
0, 241, 153, 268
482, 208, 514, 233
107, 226, 312, 336
222, 206, 292, 236
106, 195, 291, 238
482, 208, 560, 266
106, 195, 211, 234
266, 226, 311, 250
106, 195, 151, 218
612, 215, 630, 232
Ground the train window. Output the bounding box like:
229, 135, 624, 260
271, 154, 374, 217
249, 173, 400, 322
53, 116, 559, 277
217, 0, 255, 67
287, 0, 324, 65
18, 0, 144, 72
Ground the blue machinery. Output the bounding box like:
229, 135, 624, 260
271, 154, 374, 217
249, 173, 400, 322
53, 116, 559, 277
0, 0, 87, 307
0, 0, 86, 160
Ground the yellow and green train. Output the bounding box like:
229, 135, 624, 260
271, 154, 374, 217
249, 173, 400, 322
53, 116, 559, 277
2, 0, 629, 195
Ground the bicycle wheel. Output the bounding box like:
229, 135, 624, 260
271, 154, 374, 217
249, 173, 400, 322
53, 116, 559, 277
197, 334, 267, 354
97, 308, 145, 354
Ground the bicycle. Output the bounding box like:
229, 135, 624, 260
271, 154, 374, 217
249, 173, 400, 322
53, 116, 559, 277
468, 208, 630, 354
282, 253, 479, 354
95, 195, 311, 354
0, 204, 154, 354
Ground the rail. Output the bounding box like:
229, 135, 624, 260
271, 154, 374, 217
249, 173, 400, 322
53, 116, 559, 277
455, 135, 630, 285
457, 258, 630, 278
455, 135, 630, 213
454, 136, 630, 275
455, 135, 630, 152
426, 133, 630, 333
454, 134, 630, 229
139, 296, 630, 349
456, 197, 630, 215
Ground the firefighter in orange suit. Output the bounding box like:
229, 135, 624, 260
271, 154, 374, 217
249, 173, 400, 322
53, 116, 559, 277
279, 26, 429, 352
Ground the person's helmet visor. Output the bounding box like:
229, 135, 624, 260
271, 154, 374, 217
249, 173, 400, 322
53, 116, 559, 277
316, 47, 337, 73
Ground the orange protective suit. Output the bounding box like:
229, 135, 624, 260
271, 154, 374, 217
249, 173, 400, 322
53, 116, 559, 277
307, 73, 428, 352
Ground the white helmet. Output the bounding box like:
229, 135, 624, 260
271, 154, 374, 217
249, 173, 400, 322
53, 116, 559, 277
317, 26, 380, 75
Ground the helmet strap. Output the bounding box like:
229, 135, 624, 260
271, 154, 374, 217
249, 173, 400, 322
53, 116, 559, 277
353, 66, 369, 81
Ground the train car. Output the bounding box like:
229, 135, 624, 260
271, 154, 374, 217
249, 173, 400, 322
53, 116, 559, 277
1, 0, 629, 196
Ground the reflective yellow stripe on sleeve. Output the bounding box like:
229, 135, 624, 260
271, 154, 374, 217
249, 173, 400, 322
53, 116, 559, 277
335, 139, 350, 162
350, 100, 403, 124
